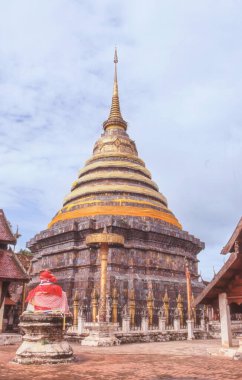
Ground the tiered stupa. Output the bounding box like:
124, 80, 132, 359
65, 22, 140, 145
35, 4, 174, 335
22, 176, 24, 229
28, 50, 204, 321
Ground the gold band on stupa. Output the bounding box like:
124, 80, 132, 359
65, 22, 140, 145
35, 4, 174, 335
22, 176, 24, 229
62, 197, 168, 211
63, 184, 167, 206
79, 160, 151, 179
48, 205, 181, 229
48, 49, 181, 231
86, 152, 145, 166
72, 171, 159, 191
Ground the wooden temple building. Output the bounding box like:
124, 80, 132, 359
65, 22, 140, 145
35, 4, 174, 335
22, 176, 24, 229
0, 209, 28, 333
195, 217, 242, 347
27, 50, 205, 324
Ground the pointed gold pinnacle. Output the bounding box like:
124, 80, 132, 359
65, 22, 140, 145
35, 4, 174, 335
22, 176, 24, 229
114, 47, 118, 64
103, 48, 127, 130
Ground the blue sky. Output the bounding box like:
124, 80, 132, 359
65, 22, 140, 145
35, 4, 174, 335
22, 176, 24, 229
0, 0, 241, 280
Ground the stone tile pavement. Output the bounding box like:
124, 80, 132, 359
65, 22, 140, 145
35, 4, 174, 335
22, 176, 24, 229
0, 339, 242, 380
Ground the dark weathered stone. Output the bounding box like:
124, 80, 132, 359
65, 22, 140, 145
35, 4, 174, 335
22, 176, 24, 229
28, 215, 204, 322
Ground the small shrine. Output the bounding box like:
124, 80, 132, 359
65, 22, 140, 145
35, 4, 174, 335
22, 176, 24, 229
14, 270, 74, 364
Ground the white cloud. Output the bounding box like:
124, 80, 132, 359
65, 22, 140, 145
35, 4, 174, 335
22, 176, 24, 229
0, 0, 241, 280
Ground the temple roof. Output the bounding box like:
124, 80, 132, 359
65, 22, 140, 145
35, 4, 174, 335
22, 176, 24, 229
0, 209, 16, 245
0, 249, 29, 281
195, 218, 242, 306
221, 217, 242, 255
194, 252, 242, 305
48, 50, 181, 230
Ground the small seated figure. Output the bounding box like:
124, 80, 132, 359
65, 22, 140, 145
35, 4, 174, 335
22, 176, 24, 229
25, 270, 69, 313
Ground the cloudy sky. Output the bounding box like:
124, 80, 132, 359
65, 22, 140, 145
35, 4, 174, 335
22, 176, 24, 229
0, 0, 241, 280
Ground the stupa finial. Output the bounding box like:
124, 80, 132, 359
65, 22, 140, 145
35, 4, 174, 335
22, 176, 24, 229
113, 47, 118, 96
114, 46, 118, 63
103, 47, 127, 131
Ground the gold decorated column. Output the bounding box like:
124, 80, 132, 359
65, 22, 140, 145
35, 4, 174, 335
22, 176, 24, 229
112, 287, 118, 323
99, 242, 108, 322
129, 288, 135, 326
176, 292, 184, 326
191, 293, 196, 324
147, 289, 154, 326
86, 228, 124, 324
91, 288, 98, 322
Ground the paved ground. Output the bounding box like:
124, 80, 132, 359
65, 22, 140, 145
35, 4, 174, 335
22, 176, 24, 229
0, 340, 242, 380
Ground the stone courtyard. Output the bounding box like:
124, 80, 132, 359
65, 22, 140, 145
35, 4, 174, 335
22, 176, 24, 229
1, 339, 242, 380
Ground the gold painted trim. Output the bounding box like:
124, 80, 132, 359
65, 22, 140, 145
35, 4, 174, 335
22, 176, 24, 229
48, 205, 182, 229
62, 197, 167, 212
64, 183, 167, 206
86, 152, 145, 166
86, 232, 124, 246
79, 160, 151, 179
73, 170, 158, 191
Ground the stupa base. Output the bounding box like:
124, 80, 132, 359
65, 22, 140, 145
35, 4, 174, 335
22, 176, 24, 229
13, 312, 74, 364
14, 341, 74, 364
82, 322, 120, 347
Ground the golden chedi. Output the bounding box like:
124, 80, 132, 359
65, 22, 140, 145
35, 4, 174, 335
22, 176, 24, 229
28, 49, 204, 324
49, 49, 180, 230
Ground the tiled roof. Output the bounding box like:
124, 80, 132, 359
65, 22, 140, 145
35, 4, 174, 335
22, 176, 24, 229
5, 297, 16, 305
0, 209, 16, 244
0, 249, 29, 281
194, 252, 242, 305
221, 217, 242, 254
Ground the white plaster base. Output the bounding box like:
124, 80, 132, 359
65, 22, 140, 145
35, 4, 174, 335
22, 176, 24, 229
0, 333, 22, 346
187, 320, 195, 340
15, 340, 73, 364
14, 312, 74, 364
82, 322, 120, 347
158, 318, 166, 332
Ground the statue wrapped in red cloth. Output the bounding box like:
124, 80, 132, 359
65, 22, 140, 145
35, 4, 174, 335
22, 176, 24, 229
25, 270, 69, 313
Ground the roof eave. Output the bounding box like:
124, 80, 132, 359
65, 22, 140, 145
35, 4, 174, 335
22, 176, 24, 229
194, 252, 240, 306
221, 217, 242, 255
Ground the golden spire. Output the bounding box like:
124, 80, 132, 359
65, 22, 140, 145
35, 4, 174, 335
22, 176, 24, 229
103, 47, 127, 130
